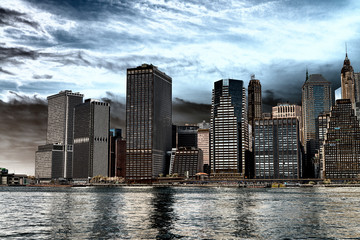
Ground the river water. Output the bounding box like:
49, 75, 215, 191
0, 186, 360, 239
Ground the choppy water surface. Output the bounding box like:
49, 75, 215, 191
0, 186, 360, 239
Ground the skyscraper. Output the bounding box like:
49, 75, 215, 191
126, 64, 172, 181
341, 53, 356, 107
72, 99, 110, 179
210, 79, 249, 176
323, 99, 360, 179
35, 90, 83, 180
302, 74, 332, 144
248, 75, 262, 132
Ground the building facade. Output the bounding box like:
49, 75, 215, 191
35, 90, 83, 179
126, 64, 172, 180
210, 79, 249, 176
254, 118, 302, 179
72, 99, 110, 179
248, 75, 262, 132
323, 99, 360, 179
176, 125, 198, 148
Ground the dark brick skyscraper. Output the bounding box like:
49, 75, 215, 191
248, 75, 262, 132
126, 64, 172, 180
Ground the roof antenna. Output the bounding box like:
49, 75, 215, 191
306, 66, 308, 81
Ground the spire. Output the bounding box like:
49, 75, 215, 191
345, 42, 348, 59
306, 67, 308, 81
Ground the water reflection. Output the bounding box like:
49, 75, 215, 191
150, 187, 179, 239
233, 190, 256, 238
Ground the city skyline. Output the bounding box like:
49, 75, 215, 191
1, 0, 360, 175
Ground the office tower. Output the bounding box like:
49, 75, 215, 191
109, 129, 126, 178
126, 64, 172, 180
197, 121, 210, 173
341, 53, 356, 107
254, 117, 302, 179
248, 75, 262, 132
72, 99, 110, 179
302, 74, 332, 143
176, 125, 199, 148
210, 79, 249, 176
35, 90, 83, 180
169, 148, 203, 177
323, 99, 360, 179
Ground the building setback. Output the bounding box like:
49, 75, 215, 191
126, 64, 172, 180
324, 99, 360, 179
254, 118, 302, 179
72, 99, 110, 179
210, 79, 249, 176
35, 90, 83, 180
169, 148, 203, 177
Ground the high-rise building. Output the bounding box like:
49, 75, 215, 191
341, 53, 356, 107
126, 64, 172, 180
35, 90, 83, 180
323, 99, 360, 179
248, 75, 262, 132
72, 99, 110, 179
210, 79, 249, 176
302, 74, 332, 144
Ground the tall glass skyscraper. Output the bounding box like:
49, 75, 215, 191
210, 79, 249, 176
302, 74, 332, 144
126, 64, 172, 181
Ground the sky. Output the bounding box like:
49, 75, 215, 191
1, 0, 360, 175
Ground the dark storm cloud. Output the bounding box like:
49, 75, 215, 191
0, 92, 47, 174
0, 6, 39, 29
262, 89, 284, 113
172, 98, 211, 124
101, 91, 126, 130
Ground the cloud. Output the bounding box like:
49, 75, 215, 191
0, 67, 14, 75
0, 6, 39, 29
32, 74, 53, 79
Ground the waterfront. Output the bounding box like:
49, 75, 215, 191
0, 187, 360, 239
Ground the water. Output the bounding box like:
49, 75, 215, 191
0, 186, 360, 239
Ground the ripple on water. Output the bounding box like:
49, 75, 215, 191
1, 186, 360, 239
